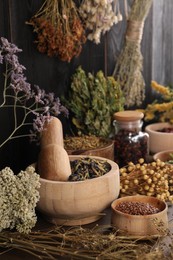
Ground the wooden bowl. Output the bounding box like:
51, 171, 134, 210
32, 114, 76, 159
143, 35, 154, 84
145, 122, 173, 154
153, 150, 173, 164
111, 195, 168, 236
65, 138, 114, 161
37, 155, 120, 226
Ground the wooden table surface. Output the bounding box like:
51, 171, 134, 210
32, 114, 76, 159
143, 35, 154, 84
1, 205, 173, 260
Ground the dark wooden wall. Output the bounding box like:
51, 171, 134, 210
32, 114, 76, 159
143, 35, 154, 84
0, 0, 172, 172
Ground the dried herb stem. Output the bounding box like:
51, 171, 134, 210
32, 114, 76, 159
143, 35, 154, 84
0, 225, 164, 260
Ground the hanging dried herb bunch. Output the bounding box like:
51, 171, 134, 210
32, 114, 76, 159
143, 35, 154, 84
79, 0, 123, 44
27, 0, 86, 62
113, 0, 153, 107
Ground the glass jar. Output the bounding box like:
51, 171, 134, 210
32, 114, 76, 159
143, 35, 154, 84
113, 111, 149, 167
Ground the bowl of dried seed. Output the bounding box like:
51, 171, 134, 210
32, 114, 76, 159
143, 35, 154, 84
111, 195, 168, 236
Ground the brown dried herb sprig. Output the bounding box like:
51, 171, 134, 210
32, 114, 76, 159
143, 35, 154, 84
27, 0, 86, 62
0, 225, 166, 259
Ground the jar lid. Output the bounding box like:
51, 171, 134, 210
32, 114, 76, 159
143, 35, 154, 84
113, 110, 144, 122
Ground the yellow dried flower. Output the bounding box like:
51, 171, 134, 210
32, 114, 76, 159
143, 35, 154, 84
151, 80, 171, 96
143, 81, 173, 123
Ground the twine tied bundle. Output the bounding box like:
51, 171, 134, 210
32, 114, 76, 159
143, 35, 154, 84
113, 0, 153, 107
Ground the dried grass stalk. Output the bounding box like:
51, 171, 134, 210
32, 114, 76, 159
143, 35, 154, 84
0, 225, 169, 259
113, 0, 153, 107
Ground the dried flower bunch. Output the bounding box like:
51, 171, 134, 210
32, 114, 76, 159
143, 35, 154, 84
0, 166, 40, 234
120, 158, 173, 203
0, 37, 68, 148
79, 0, 123, 44
143, 81, 173, 123
27, 0, 86, 62
64, 66, 124, 138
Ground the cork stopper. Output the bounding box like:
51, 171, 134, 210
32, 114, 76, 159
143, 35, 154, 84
113, 110, 144, 122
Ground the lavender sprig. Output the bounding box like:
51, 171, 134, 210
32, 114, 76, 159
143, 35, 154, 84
0, 37, 68, 148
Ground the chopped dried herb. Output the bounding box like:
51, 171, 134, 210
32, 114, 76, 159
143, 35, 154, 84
64, 135, 108, 150
69, 157, 111, 181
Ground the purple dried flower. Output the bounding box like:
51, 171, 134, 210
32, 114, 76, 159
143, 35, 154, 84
10, 71, 31, 97
1, 37, 22, 54
0, 37, 68, 148
5, 53, 26, 73
34, 85, 45, 104
59, 105, 69, 116
33, 114, 51, 133
46, 92, 55, 103
29, 114, 52, 144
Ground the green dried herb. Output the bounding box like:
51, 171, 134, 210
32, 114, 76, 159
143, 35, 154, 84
64, 66, 124, 138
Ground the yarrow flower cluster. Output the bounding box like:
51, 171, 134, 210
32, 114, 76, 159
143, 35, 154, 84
0, 37, 68, 148
143, 81, 173, 123
0, 166, 40, 234
79, 0, 123, 44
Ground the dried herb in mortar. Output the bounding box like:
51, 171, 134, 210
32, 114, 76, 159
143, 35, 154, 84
69, 157, 111, 181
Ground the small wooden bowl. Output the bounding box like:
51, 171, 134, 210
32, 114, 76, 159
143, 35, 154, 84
153, 150, 173, 164
37, 155, 120, 226
145, 122, 173, 154
66, 138, 114, 161
111, 195, 168, 236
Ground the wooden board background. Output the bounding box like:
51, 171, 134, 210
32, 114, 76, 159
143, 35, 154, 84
0, 0, 172, 171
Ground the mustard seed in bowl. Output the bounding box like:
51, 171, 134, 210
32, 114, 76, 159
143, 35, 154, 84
115, 201, 160, 215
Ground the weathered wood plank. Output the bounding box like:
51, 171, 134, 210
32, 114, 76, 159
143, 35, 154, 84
152, 0, 173, 85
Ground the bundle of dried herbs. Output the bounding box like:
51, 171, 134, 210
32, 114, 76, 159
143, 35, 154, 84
64, 66, 124, 138
69, 157, 111, 181
113, 0, 153, 107
64, 135, 108, 150
27, 0, 86, 62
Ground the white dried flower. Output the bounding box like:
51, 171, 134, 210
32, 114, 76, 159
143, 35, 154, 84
0, 166, 40, 234
80, 0, 122, 44
117, 13, 123, 21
